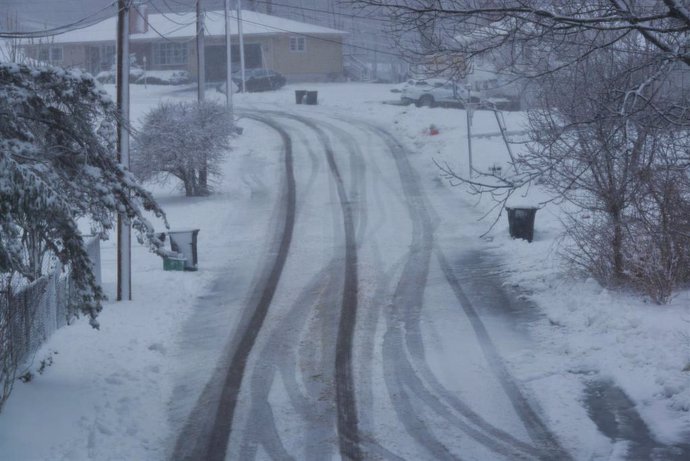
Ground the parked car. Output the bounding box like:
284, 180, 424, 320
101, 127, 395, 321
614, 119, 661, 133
135, 70, 190, 85
401, 79, 480, 108
232, 68, 286, 92
95, 64, 145, 84
389, 79, 416, 93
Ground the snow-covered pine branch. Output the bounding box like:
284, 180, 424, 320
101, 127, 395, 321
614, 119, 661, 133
0, 62, 168, 327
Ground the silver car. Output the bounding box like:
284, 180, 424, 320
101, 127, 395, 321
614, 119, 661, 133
401, 79, 480, 108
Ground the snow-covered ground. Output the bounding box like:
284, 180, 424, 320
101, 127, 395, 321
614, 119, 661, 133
0, 82, 688, 460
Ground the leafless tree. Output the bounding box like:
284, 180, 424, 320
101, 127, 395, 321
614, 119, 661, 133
358, 1, 690, 300
133, 101, 232, 197
353, 1, 690, 73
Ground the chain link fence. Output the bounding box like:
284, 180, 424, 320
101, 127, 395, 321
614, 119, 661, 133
0, 237, 100, 412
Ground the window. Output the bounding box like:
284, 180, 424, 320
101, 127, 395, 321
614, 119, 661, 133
99, 45, 115, 69
50, 47, 63, 62
38, 46, 62, 63
152, 42, 188, 66
289, 37, 306, 52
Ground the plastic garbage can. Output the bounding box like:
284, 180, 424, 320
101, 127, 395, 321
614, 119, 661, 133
295, 90, 307, 104
305, 91, 318, 105
506, 207, 538, 242
168, 229, 200, 271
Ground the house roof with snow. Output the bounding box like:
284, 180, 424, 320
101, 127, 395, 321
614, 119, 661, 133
49, 9, 346, 45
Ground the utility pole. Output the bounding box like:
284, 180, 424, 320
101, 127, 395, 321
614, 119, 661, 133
116, 0, 131, 301
196, 0, 205, 102
466, 87, 474, 178
237, 0, 246, 93
224, 0, 233, 113
197, 0, 209, 193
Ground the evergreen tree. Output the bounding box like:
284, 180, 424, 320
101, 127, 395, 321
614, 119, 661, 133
0, 63, 167, 327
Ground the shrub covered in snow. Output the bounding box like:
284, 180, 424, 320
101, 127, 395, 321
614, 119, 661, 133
133, 100, 232, 196
525, 48, 690, 302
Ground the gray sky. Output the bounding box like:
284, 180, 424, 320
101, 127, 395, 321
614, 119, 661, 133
0, 1, 303, 29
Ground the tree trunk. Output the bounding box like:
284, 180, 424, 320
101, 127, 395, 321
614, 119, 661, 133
198, 162, 209, 196
611, 208, 624, 281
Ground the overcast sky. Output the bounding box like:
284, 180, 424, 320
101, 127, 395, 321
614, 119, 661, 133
0, 1, 319, 29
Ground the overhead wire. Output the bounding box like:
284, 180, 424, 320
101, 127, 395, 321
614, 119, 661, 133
249, 0, 392, 24
132, 5, 198, 44
0, 1, 120, 39
146, 0, 198, 26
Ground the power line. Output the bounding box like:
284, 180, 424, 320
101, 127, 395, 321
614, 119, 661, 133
0, 1, 120, 38
250, 0, 392, 24
146, 0, 198, 26
132, 5, 198, 44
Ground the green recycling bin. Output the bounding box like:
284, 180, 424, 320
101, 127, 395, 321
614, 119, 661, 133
163, 254, 186, 271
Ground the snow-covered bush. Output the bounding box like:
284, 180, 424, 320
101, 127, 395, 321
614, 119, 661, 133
436, 35, 690, 301
0, 63, 168, 323
133, 101, 232, 196
525, 46, 690, 301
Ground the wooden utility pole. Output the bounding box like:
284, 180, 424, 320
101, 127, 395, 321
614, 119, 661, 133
197, 0, 209, 193
224, 0, 233, 113
196, 0, 205, 102
116, 0, 132, 301
237, 0, 246, 93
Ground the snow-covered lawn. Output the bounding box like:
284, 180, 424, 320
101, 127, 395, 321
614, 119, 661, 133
0, 82, 688, 459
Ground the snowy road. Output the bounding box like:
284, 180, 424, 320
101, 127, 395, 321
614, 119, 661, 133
168, 108, 574, 461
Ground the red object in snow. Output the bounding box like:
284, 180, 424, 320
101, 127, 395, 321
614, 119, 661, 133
427, 124, 440, 136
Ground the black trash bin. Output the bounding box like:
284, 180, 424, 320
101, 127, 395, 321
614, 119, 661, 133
295, 90, 307, 104
305, 91, 318, 105
506, 207, 538, 242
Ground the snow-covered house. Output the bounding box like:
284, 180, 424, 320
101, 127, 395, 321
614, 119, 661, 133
20, 5, 346, 82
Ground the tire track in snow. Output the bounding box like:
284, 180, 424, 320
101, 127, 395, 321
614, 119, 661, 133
330, 117, 559, 459
272, 113, 363, 461
172, 115, 296, 461
435, 250, 573, 460
228, 113, 341, 460
369, 121, 571, 460
237, 261, 341, 461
